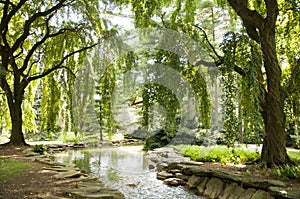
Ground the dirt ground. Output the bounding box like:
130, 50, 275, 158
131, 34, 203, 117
0, 146, 62, 199
0, 145, 299, 199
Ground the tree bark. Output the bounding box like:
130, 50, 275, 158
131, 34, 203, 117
260, 28, 290, 166
6, 86, 27, 146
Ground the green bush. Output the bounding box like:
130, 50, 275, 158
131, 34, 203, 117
172, 145, 260, 164
60, 132, 82, 143
33, 144, 47, 155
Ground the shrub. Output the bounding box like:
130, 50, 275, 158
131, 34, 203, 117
275, 165, 300, 181
172, 145, 260, 164
33, 144, 47, 155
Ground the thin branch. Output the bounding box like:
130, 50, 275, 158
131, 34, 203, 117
195, 59, 245, 76
13, 41, 25, 59
0, 0, 26, 33
193, 24, 221, 59
159, 12, 169, 29
27, 43, 98, 82
21, 22, 81, 73
20, 15, 52, 73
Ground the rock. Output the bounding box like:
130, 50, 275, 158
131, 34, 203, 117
219, 182, 245, 199
269, 186, 300, 199
66, 186, 125, 199
242, 178, 285, 189
196, 177, 209, 195
211, 170, 243, 183
239, 188, 256, 199
203, 177, 224, 199
38, 195, 70, 199
175, 173, 188, 180
164, 178, 186, 186
186, 175, 202, 188
251, 190, 275, 199
157, 171, 174, 180
148, 164, 155, 170
157, 163, 168, 170
227, 185, 245, 199
54, 170, 82, 179
169, 169, 182, 174
183, 165, 213, 176
167, 162, 186, 170
43, 166, 78, 172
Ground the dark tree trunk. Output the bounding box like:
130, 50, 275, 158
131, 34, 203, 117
227, 0, 291, 166
6, 86, 27, 146
260, 28, 290, 166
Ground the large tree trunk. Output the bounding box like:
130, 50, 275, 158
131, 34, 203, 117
6, 87, 27, 146
227, 0, 291, 167
260, 28, 290, 166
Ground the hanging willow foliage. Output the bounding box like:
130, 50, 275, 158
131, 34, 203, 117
220, 32, 264, 146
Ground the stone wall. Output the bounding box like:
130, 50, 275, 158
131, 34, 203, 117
157, 162, 300, 199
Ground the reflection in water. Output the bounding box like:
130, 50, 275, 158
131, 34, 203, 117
53, 146, 204, 199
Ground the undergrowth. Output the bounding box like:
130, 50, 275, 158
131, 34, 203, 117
275, 165, 300, 181
172, 145, 260, 164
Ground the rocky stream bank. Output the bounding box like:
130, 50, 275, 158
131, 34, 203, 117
147, 147, 300, 199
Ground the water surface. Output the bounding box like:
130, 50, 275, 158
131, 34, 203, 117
53, 146, 204, 199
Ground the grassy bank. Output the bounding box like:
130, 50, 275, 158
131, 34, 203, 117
0, 158, 30, 183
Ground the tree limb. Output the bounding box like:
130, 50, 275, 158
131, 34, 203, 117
10, 0, 67, 54
20, 16, 80, 73
195, 59, 245, 76
227, 0, 265, 43
27, 43, 98, 82
0, 0, 26, 33
264, 0, 279, 28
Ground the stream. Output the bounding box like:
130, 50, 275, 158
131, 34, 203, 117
52, 146, 204, 199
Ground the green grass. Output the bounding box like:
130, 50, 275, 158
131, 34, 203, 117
287, 148, 300, 162
172, 145, 260, 164
58, 132, 82, 143
0, 158, 30, 183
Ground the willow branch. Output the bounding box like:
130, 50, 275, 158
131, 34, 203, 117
27, 43, 98, 82
20, 18, 78, 73
285, 59, 300, 97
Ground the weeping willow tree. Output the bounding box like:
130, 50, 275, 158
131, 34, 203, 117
0, 0, 106, 146
110, 0, 300, 166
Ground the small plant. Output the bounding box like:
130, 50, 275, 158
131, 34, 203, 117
274, 165, 300, 181
33, 144, 47, 155
245, 169, 252, 176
